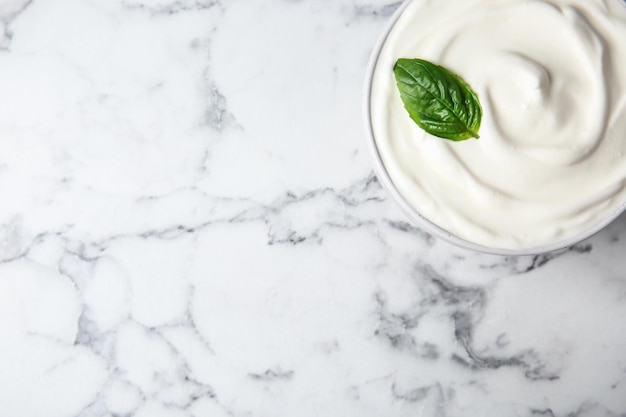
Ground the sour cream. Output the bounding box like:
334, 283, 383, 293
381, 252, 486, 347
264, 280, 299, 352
369, 0, 626, 250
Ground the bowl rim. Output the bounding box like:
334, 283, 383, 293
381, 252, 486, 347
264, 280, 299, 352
362, 0, 626, 256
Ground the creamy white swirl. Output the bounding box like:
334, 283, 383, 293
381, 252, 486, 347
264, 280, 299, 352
370, 0, 626, 250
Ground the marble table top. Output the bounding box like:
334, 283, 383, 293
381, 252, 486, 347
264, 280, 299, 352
1, 0, 625, 416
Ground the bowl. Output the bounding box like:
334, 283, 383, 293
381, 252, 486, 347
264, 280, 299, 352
363, 0, 626, 256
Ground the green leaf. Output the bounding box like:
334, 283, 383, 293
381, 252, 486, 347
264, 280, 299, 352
394, 58, 482, 141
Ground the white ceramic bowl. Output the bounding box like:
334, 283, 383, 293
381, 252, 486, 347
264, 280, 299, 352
363, 0, 626, 256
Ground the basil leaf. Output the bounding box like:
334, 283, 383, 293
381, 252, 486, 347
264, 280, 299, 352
394, 58, 482, 141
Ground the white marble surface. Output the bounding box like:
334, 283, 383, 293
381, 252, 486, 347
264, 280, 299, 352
1, 0, 626, 416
